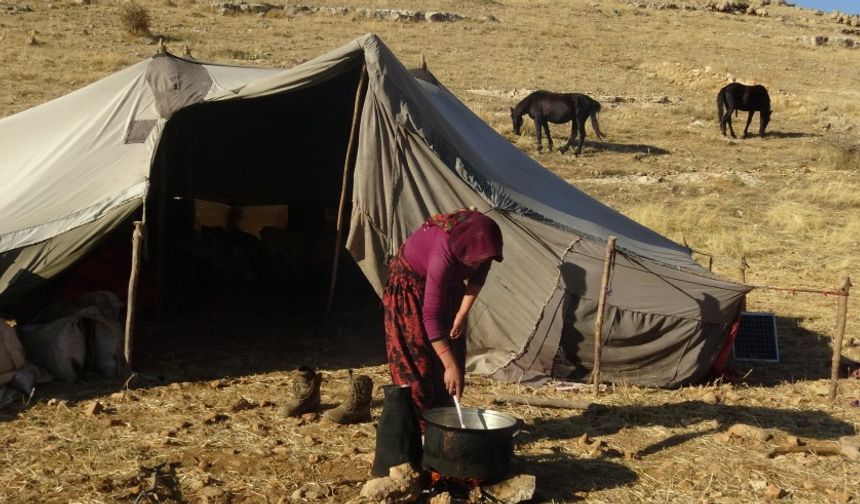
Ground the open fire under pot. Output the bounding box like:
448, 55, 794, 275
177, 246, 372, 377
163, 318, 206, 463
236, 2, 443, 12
421, 407, 528, 502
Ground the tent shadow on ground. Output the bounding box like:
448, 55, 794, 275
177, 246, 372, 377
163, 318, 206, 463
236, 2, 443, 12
763, 131, 819, 139
509, 453, 637, 501
524, 401, 855, 455
134, 305, 386, 382
0, 302, 387, 421
730, 315, 858, 387
586, 140, 670, 155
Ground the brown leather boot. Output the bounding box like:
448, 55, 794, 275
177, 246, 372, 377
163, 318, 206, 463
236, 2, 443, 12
279, 366, 321, 417
323, 370, 373, 424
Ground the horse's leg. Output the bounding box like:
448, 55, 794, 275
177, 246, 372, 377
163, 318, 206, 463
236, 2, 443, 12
533, 117, 543, 151
574, 116, 587, 156
543, 122, 554, 151
725, 106, 737, 138
742, 111, 754, 138
559, 120, 575, 153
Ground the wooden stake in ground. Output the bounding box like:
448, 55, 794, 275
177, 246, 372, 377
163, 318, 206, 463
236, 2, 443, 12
326, 65, 368, 315
123, 221, 145, 374
829, 274, 852, 402
737, 254, 748, 283
592, 236, 617, 394
737, 254, 748, 311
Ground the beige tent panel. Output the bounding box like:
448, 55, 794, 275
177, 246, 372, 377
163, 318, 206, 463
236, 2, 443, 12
0, 33, 752, 387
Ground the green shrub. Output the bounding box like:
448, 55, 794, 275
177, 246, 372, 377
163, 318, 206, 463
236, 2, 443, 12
120, 1, 152, 37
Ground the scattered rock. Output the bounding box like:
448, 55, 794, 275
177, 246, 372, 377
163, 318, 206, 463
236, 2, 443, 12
483, 474, 536, 503
212, 1, 274, 15
301, 412, 319, 423
839, 436, 860, 461
202, 412, 229, 424
701, 391, 719, 404
85, 400, 105, 416
749, 479, 768, 491
231, 397, 257, 412
103, 418, 125, 428
359, 463, 421, 504
290, 482, 328, 501
763, 483, 786, 499
705, 0, 750, 14
208, 379, 227, 389
429, 492, 452, 504
199, 485, 224, 497
281, 4, 486, 23
727, 423, 771, 442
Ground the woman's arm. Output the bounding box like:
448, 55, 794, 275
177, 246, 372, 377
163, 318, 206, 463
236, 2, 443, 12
450, 283, 482, 339
431, 339, 463, 399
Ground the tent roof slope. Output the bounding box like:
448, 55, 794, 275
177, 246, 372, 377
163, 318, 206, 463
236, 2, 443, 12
0, 52, 282, 254
341, 35, 708, 272
1, 32, 734, 280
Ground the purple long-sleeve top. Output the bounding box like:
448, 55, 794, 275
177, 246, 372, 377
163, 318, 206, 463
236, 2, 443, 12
402, 223, 491, 342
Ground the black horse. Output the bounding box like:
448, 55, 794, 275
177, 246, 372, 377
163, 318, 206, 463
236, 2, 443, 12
510, 91, 605, 155
717, 83, 772, 138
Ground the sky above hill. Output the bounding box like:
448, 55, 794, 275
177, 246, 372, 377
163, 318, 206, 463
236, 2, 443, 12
791, 0, 860, 14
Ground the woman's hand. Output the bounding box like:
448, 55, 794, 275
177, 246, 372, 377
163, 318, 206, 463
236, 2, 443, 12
443, 363, 463, 400
432, 339, 463, 399
450, 311, 466, 339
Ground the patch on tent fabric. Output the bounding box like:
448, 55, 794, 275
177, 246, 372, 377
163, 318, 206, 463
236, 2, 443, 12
124, 120, 157, 144
733, 312, 779, 362
145, 54, 213, 118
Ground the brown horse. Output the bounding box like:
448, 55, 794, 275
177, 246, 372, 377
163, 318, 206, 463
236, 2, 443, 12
511, 91, 605, 155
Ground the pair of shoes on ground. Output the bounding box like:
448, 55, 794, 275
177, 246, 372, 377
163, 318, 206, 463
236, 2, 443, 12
279, 366, 373, 424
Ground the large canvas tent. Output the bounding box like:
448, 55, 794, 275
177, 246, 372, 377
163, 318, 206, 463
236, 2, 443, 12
0, 34, 751, 387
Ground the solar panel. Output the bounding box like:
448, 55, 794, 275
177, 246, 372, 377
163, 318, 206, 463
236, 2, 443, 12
733, 312, 779, 362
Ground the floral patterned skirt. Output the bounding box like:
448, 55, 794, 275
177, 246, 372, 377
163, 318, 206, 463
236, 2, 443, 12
382, 253, 465, 429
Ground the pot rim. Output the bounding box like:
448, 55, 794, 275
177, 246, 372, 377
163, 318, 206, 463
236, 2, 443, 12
422, 406, 518, 432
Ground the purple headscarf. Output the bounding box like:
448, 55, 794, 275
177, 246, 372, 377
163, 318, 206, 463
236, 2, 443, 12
428, 210, 504, 266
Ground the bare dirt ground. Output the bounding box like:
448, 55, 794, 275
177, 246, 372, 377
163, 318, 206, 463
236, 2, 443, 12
1, 0, 859, 502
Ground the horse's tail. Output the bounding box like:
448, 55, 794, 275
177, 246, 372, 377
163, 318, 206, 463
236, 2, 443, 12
590, 100, 606, 140
717, 90, 725, 123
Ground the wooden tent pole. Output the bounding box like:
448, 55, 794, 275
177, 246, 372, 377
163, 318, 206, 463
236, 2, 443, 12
155, 156, 167, 321
828, 274, 852, 402
592, 236, 617, 395
326, 64, 368, 316
123, 221, 145, 374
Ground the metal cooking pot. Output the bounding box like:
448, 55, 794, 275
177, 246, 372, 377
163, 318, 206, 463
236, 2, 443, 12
421, 407, 519, 483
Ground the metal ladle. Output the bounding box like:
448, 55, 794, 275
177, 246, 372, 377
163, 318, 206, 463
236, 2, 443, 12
451, 394, 467, 429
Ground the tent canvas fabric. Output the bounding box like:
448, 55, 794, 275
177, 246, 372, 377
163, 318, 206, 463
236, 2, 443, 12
0, 33, 751, 387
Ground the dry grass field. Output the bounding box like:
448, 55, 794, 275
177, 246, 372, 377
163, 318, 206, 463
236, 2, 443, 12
1, 0, 859, 502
